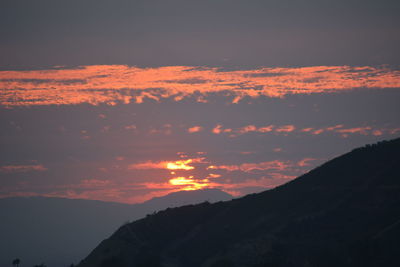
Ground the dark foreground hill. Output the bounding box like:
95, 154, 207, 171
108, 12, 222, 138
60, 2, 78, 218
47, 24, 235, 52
0, 189, 231, 267
78, 138, 400, 267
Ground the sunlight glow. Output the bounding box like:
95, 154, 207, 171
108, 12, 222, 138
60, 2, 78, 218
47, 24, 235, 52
166, 159, 195, 170
168, 176, 210, 190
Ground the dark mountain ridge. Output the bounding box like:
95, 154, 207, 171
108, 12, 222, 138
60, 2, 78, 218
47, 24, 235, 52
78, 138, 400, 267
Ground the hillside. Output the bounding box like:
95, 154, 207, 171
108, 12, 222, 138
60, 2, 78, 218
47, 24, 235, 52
0, 189, 231, 267
78, 138, 400, 267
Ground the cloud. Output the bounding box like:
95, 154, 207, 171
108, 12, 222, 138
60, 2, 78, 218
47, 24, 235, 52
303, 125, 400, 137
210, 124, 296, 136
0, 164, 47, 173
79, 179, 111, 188
0, 155, 317, 203
212, 124, 223, 134
1, 65, 399, 106
128, 158, 206, 171
209, 123, 400, 138
237, 125, 258, 134
275, 125, 296, 133
168, 176, 210, 191
187, 126, 203, 133
123, 156, 316, 200
124, 124, 137, 130
335, 126, 372, 135
207, 160, 292, 173
128, 161, 167, 170
208, 173, 222, 178
297, 158, 316, 167
150, 124, 173, 135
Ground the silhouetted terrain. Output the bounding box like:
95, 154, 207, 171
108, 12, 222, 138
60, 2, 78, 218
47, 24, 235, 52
0, 189, 231, 267
78, 138, 400, 267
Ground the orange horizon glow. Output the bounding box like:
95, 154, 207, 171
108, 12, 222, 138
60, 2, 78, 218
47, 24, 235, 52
0, 155, 316, 203
1, 65, 399, 106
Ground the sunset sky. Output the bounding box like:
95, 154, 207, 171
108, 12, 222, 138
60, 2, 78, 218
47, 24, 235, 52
1, 0, 399, 203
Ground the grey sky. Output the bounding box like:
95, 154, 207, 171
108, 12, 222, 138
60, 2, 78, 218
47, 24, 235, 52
1, 0, 400, 69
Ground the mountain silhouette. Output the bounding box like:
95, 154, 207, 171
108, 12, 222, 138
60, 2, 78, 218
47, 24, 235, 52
78, 138, 400, 267
0, 189, 232, 267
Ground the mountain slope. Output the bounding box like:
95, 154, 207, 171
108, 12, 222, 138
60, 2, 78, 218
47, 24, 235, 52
78, 138, 400, 267
0, 189, 231, 267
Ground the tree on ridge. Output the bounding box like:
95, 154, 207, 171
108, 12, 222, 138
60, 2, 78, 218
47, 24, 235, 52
12, 258, 20, 267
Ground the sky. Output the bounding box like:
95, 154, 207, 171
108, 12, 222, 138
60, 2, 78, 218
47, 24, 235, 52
1, 0, 399, 203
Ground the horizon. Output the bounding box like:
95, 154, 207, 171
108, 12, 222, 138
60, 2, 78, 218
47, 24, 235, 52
0, 187, 233, 205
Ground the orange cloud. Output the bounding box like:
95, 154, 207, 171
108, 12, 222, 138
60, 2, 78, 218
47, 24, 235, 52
258, 125, 274, 133
389, 128, 400, 135
239, 160, 292, 172
0, 164, 47, 173
210, 124, 296, 136
312, 129, 324, 135
138, 176, 216, 194
212, 124, 223, 134
124, 124, 137, 130
325, 125, 344, 131
211, 124, 299, 136
208, 123, 399, 138
237, 125, 258, 134
297, 158, 316, 167
128, 158, 205, 171
336, 126, 372, 135
1, 65, 399, 106
207, 160, 292, 173
128, 161, 167, 170
240, 151, 255, 155
166, 159, 195, 170
372, 130, 383, 136
208, 173, 222, 178
275, 125, 296, 133
169, 176, 210, 191
221, 174, 297, 191
207, 165, 239, 171
301, 127, 314, 132
187, 126, 203, 133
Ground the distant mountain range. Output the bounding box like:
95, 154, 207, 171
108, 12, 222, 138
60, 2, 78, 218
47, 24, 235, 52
78, 138, 400, 267
0, 189, 232, 267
